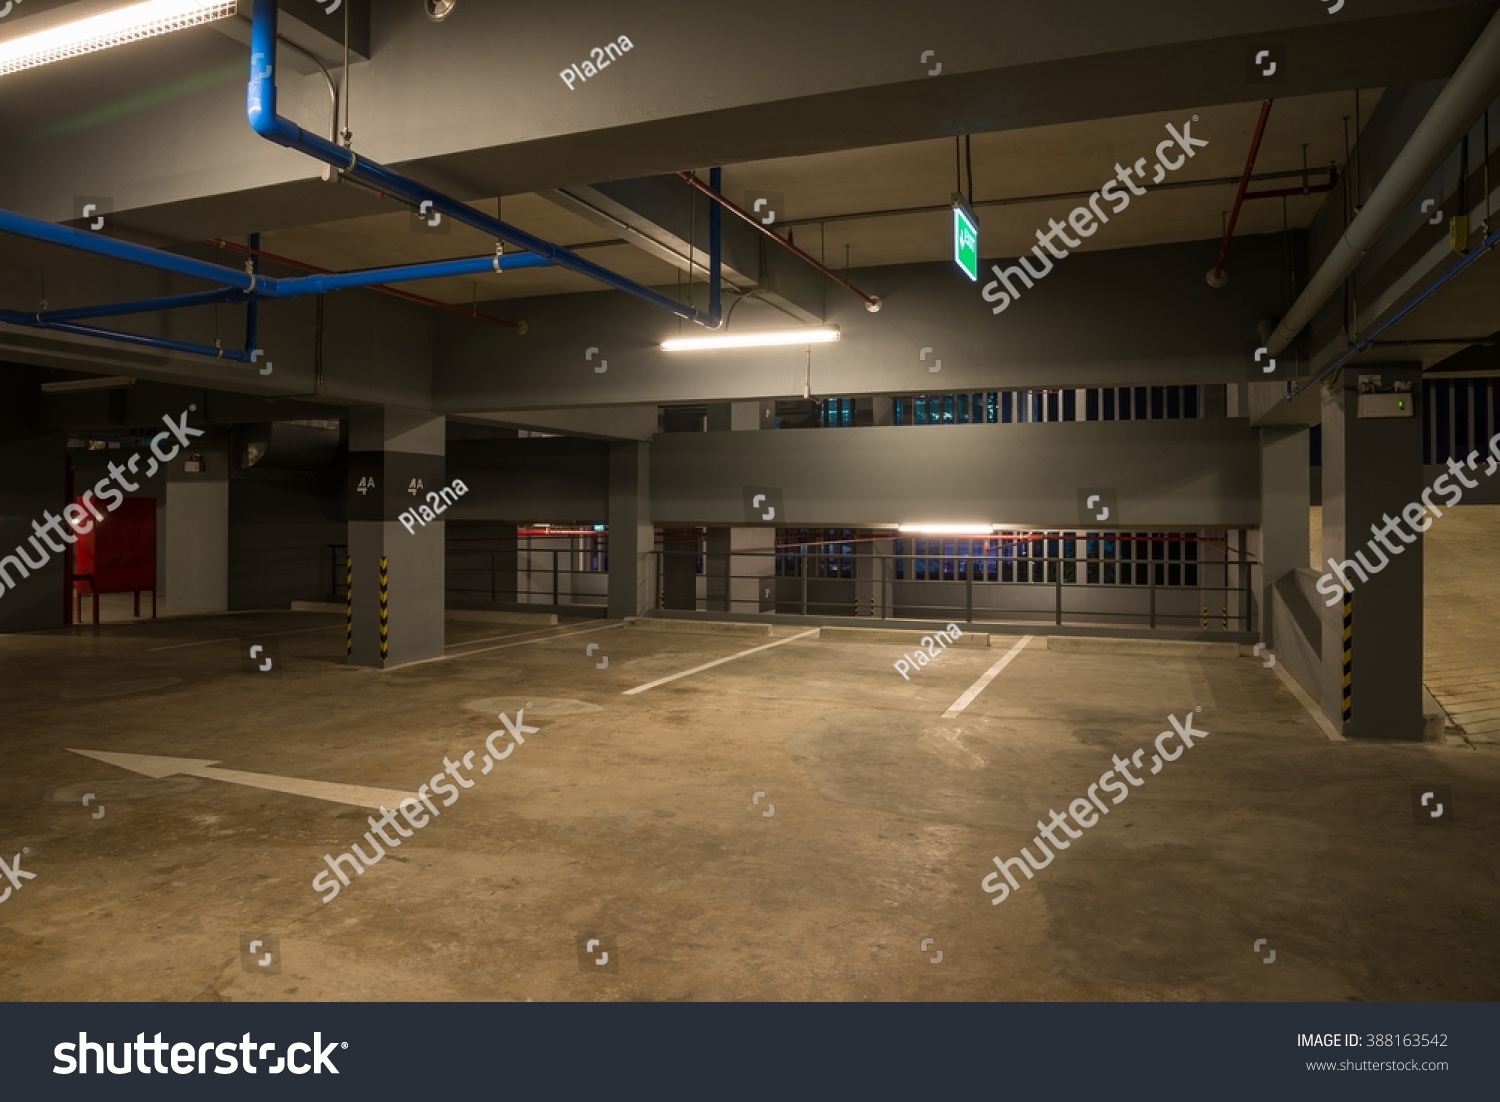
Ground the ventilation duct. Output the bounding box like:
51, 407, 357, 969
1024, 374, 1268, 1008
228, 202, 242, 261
238, 419, 340, 476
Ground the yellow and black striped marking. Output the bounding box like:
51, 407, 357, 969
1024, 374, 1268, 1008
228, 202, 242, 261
345, 556, 353, 657
1341, 598, 1353, 724
378, 556, 390, 661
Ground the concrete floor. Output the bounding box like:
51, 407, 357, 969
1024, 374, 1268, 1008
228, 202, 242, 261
2, 608, 1498, 1002
1422, 506, 1500, 745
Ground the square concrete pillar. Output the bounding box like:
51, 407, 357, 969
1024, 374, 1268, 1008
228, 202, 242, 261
607, 441, 653, 618
706, 527, 775, 612
347, 408, 445, 668
855, 398, 894, 426
0, 431, 65, 633
1251, 427, 1310, 646
1319, 368, 1424, 739
164, 429, 228, 614
706, 402, 772, 431
660, 530, 699, 610
853, 536, 898, 618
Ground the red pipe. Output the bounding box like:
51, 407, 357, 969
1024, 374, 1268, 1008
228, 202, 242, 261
206, 238, 526, 332
676, 171, 882, 313
1209, 99, 1274, 286
1243, 163, 1338, 201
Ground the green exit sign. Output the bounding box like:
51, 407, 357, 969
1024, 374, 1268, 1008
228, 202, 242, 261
952, 199, 979, 282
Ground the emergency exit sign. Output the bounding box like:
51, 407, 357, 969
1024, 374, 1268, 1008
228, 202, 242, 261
952, 199, 979, 282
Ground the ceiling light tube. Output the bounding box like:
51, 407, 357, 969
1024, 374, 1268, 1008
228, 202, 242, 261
897, 523, 997, 535
661, 327, 840, 352
0, 0, 239, 78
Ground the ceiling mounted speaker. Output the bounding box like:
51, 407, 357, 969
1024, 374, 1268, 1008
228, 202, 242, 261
424, 0, 457, 21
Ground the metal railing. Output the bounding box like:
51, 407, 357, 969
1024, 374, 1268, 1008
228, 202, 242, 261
447, 541, 607, 610
649, 546, 1256, 632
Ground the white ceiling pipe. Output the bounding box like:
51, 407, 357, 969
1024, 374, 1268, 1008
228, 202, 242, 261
1265, 6, 1500, 358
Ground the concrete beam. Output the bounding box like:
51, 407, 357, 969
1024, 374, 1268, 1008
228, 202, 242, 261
1, 0, 1487, 239
436, 238, 1291, 411
457, 407, 658, 442
650, 417, 1261, 528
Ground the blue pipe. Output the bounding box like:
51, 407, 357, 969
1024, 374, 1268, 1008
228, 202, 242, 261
0, 309, 259, 363
708, 167, 723, 327
245, 231, 260, 357
261, 250, 552, 297
0, 245, 550, 362
1286, 225, 1500, 401
0, 203, 552, 305
247, 0, 714, 327
35, 287, 249, 324
0, 208, 255, 290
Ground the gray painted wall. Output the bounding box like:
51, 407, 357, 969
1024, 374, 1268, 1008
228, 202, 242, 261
229, 475, 346, 610
650, 418, 1261, 528
445, 437, 610, 522
167, 475, 229, 613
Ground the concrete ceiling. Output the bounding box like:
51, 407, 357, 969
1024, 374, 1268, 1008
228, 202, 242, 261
249, 90, 1378, 305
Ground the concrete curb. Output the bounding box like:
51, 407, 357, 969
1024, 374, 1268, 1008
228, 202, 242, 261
818, 625, 990, 647
291, 601, 558, 626
623, 617, 773, 638
1044, 636, 1240, 658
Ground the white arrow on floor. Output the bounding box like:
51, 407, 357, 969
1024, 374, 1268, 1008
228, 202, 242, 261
67, 749, 417, 810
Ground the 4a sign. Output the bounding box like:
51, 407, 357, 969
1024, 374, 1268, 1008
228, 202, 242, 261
952, 198, 979, 282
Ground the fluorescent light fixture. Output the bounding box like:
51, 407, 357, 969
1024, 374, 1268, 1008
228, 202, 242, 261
40, 376, 137, 394
0, 0, 239, 78
661, 327, 840, 352
897, 523, 996, 535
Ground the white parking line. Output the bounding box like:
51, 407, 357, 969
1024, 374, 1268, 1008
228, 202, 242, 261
446, 622, 620, 661
623, 628, 820, 696
941, 635, 1033, 717
445, 624, 592, 650
147, 624, 342, 652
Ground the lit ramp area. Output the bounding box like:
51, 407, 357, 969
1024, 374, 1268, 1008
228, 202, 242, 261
1424, 506, 1500, 746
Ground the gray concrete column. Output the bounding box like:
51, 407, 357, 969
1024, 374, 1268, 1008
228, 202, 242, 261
660, 531, 699, 610
706, 402, 772, 431
0, 398, 65, 632
706, 527, 775, 612
164, 430, 228, 614
1251, 427, 1310, 646
607, 441, 653, 618
347, 408, 446, 668
702, 402, 775, 613
853, 538, 878, 617
855, 398, 894, 426
1319, 367, 1424, 739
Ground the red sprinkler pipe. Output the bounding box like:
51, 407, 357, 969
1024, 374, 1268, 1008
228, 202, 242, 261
676, 171, 883, 312
207, 239, 527, 332
1207, 99, 1274, 288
